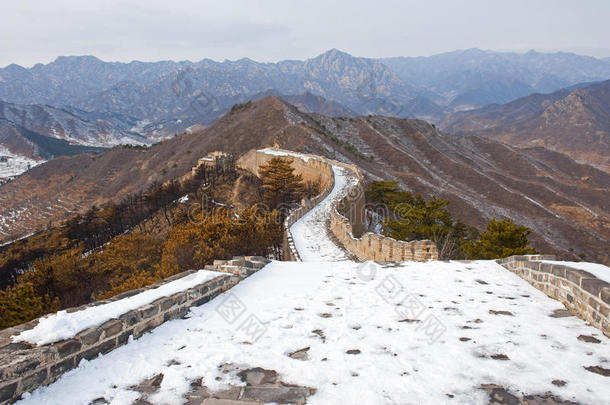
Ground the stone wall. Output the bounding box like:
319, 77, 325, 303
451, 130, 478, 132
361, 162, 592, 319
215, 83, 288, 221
330, 207, 438, 261
497, 255, 610, 337
0, 257, 270, 404
238, 149, 336, 261
238, 148, 438, 262
238, 149, 334, 191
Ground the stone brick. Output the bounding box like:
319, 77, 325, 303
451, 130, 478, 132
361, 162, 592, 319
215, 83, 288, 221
533, 262, 547, 272
242, 386, 313, 403
164, 305, 192, 322
111, 288, 145, 301
119, 310, 142, 327
49, 357, 75, 380
76, 327, 103, 346
117, 330, 133, 346
551, 266, 567, 278
192, 295, 212, 307
601, 287, 610, 305
581, 279, 609, 297
138, 304, 160, 319
154, 297, 174, 312
134, 316, 164, 339
101, 319, 124, 338
0, 354, 41, 380
77, 339, 116, 363
565, 269, 590, 286
171, 291, 188, 305
56, 339, 82, 357
20, 368, 47, 392
0, 381, 18, 403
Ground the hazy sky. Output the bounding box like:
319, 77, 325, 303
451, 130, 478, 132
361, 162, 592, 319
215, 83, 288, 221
2, 0, 609, 67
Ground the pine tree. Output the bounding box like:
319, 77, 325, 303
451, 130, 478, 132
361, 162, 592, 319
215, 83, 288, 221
258, 157, 305, 210
462, 217, 537, 259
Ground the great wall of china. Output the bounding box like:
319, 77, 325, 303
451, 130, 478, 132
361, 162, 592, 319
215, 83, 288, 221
0, 148, 608, 404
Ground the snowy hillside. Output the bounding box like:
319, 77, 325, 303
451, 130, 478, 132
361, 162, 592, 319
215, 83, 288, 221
0, 145, 42, 182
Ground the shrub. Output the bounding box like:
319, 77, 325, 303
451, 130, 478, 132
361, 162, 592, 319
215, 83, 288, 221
0, 283, 58, 329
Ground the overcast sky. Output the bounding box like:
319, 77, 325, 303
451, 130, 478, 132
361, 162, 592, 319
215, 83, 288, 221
2, 0, 609, 67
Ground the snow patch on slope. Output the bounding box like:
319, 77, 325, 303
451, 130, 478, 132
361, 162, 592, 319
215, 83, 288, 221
0, 145, 42, 181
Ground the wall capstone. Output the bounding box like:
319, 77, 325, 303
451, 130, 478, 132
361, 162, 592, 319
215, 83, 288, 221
0, 256, 270, 404
497, 255, 610, 337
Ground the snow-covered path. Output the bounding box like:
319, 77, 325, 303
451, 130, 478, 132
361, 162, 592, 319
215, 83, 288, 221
17, 261, 610, 405
290, 166, 357, 262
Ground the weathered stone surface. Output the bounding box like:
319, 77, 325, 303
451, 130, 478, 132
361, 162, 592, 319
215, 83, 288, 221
154, 297, 174, 312
77, 327, 104, 346
237, 368, 278, 386
131, 373, 164, 394
111, 289, 145, 301
100, 319, 123, 338
498, 257, 609, 338
202, 399, 261, 405
584, 365, 610, 376
56, 339, 82, 357
134, 316, 164, 338
116, 330, 133, 346
119, 310, 142, 327
77, 339, 116, 363
213, 387, 242, 400
581, 279, 609, 297
481, 384, 520, 405
288, 347, 310, 360
138, 304, 160, 319
601, 288, 610, 305
0, 381, 17, 402
0, 354, 40, 380
565, 269, 592, 286
20, 368, 47, 392
577, 334, 601, 343
50, 357, 75, 380
489, 310, 513, 316
551, 266, 567, 278
171, 291, 188, 305
242, 386, 314, 403
192, 295, 212, 307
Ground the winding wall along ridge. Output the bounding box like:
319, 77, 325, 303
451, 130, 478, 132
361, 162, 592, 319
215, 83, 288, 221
238, 148, 438, 262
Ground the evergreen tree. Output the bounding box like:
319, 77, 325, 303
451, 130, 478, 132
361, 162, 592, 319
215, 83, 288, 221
258, 157, 305, 209
0, 283, 58, 329
462, 217, 537, 259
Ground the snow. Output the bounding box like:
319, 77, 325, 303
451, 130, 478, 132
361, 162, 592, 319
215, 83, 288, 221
290, 166, 358, 262
258, 148, 311, 162
0, 146, 42, 180
12, 270, 227, 346
539, 260, 610, 284
16, 260, 610, 405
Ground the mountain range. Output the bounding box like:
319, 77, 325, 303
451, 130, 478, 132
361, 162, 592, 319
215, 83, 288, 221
0, 49, 608, 157
441, 80, 610, 172
1, 96, 608, 264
